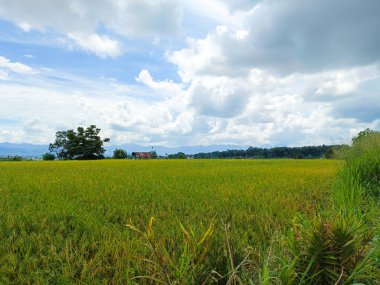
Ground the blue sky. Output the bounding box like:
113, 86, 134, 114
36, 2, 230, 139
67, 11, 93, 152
0, 0, 379, 147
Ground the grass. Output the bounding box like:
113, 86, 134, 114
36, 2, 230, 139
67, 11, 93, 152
280, 133, 380, 285
0, 159, 339, 284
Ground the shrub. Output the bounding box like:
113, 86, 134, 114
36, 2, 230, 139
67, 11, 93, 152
42, 153, 55, 161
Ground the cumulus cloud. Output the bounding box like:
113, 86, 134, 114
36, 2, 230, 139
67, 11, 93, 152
171, 0, 380, 76
32, 63, 372, 147
188, 76, 250, 118
0, 0, 181, 57
0, 63, 376, 146
163, 0, 380, 146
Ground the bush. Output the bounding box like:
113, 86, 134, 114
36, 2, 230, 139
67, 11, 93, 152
42, 153, 55, 161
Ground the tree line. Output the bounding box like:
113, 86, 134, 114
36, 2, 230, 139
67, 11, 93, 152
192, 145, 345, 159
41, 125, 376, 160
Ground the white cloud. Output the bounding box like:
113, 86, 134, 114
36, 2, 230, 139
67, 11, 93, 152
0, 70, 8, 80
0, 0, 181, 57
0, 56, 35, 75
0, 67, 188, 145
305, 65, 380, 97
163, 0, 380, 146
168, 29, 226, 82
0, 56, 37, 80
68, 33, 122, 58
187, 76, 250, 118
136, 69, 182, 94
18, 22, 32, 32
1, 61, 378, 146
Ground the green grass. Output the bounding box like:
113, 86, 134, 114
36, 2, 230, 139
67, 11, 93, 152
0, 159, 339, 283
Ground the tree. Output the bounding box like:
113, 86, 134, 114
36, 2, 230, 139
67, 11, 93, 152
113, 148, 127, 159
42, 152, 55, 160
150, 150, 158, 159
49, 125, 110, 160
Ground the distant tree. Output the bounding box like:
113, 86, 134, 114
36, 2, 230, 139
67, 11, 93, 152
49, 125, 110, 160
168, 152, 186, 159
11, 155, 23, 161
177, 152, 186, 159
150, 150, 158, 159
42, 152, 55, 160
193, 145, 343, 159
113, 148, 127, 159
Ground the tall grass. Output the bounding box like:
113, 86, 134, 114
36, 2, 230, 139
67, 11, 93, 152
337, 132, 380, 199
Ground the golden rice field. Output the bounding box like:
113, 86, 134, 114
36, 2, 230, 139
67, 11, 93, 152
0, 159, 340, 283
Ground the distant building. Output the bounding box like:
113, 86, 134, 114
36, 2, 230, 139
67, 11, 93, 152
132, 152, 152, 159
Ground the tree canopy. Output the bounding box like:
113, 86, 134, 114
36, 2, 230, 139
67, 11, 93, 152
49, 125, 110, 160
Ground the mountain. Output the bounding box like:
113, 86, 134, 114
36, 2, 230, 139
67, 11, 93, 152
0, 142, 248, 157
0, 143, 49, 157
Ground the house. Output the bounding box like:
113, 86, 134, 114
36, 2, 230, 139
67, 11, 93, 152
132, 152, 152, 159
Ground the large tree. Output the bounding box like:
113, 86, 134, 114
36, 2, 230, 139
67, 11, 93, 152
49, 125, 110, 160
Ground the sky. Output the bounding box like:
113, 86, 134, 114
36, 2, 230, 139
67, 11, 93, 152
0, 0, 379, 147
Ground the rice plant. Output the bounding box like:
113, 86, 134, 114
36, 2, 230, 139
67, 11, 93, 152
0, 159, 338, 283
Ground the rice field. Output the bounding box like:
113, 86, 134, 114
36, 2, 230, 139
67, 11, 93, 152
0, 159, 341, 283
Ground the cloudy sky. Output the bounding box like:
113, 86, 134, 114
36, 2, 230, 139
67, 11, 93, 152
0, 0, 379, 147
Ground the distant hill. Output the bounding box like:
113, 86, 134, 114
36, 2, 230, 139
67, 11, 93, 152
0, 142, 248, 157
0, 143, 49, 157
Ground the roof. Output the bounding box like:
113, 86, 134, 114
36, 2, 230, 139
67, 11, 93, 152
132, 152, 151, 158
